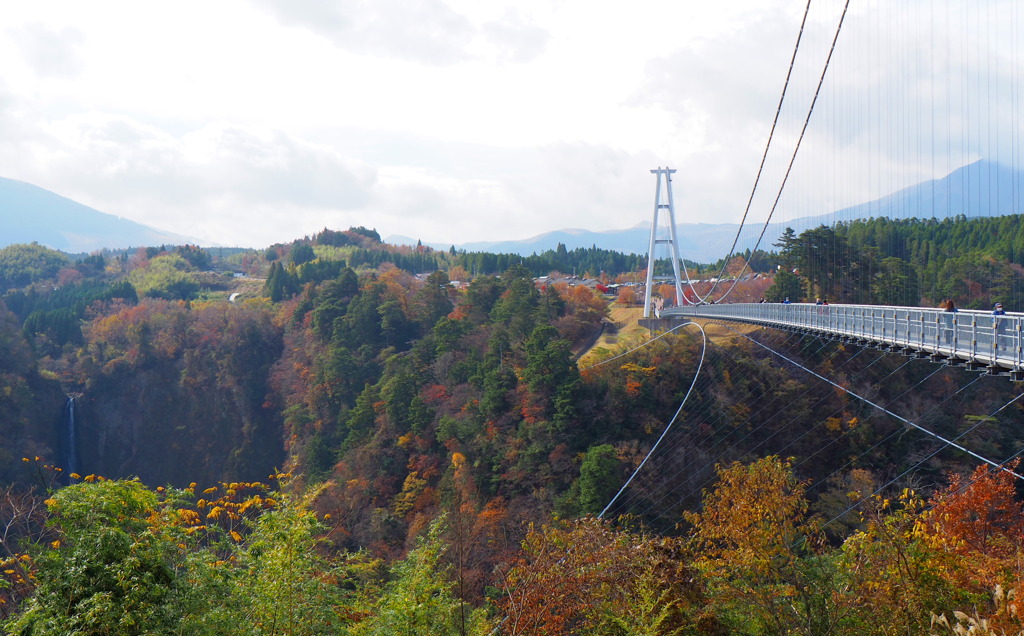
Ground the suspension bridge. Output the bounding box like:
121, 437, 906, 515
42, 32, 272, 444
599, 0, 1024, 525
633, 0, 1024, 378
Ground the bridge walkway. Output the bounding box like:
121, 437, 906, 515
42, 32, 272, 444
662, 303, 1024, 379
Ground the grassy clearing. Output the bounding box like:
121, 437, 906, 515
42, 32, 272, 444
576, 303, 646, 365
578, 303, 767, 366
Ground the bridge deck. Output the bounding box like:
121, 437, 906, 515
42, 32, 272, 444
663, 303, 1023, 377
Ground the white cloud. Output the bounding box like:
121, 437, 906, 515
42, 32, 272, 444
4, 113, 377, 245
8, 22, 86, 79
247, 0, 548, 66
364, 142, 662, 246
480, 10, 548, 63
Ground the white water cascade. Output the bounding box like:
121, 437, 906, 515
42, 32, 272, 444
65, 396, 79, 478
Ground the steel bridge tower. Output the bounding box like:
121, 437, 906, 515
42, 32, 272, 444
643, 167, 686, 318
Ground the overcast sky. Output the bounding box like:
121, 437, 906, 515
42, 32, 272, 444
1, 0, 1019, 248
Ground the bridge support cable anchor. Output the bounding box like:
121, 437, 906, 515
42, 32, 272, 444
643, 168, 687, 318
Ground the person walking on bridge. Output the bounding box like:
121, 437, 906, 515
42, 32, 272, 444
940, 299, 958, 346
993, 302, 1007, 347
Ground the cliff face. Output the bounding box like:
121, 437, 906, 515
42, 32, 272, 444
75, 365, 282, 487
0, 374, 66, 484
70, 300, 285, 488
0, 302, 66, 484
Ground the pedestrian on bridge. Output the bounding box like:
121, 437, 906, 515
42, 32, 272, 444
941, 299, 958, 346
993, 302, 1008, 346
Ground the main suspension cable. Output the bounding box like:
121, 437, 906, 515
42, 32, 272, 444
713, 0, 852, 304
599, 321, 708, 519
702, 0, 813, 302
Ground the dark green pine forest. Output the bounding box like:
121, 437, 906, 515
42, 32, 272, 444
766, 215, 1024, 307
1, 217, 1024, 634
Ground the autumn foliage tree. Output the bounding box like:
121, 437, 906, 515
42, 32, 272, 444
685, 456, 845, 634
6, 479, 209, 634
499, 517, 719, 635
351, 516, 493, 636
837, 488, 970, 634
924, 460, 1024, 593
3, 474, 373, 635
616, 285, 637, 307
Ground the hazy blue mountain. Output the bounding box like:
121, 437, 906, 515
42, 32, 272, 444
6, 159, 1019, 260
789, 159, 1021, 226
390, 159, 1024, 263
394, 224, 749, 262
858, 159, 1022, 218
0, 177, 202, 253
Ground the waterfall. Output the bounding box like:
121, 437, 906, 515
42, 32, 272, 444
65, 396, 80, 478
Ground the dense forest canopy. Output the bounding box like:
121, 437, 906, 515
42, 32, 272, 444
766, 215, 1024, 309
1, 218, 1024, 633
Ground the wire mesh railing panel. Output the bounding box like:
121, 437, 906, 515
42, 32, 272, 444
665, 303, 1023, 372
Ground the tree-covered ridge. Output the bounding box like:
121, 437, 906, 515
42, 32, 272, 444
266, 262, 609, 549
0, 244, 68, 293
260, 226, 656, 282
768, 214, 1024, 309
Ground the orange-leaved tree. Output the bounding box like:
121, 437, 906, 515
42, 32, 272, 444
499, 517, 718, 636
924, 460, 1024, 595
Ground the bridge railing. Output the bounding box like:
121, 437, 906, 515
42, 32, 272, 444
663, 303, 1024, 372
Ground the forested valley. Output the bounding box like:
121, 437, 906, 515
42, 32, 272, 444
1, 218, 1024, 634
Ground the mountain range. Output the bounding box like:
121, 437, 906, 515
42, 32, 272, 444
2, 160, 1021, 260
393, 159, 1024, 262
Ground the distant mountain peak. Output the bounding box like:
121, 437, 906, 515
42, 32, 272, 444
0, 177, 204, 253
